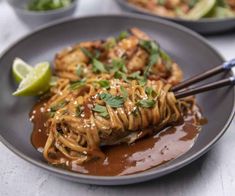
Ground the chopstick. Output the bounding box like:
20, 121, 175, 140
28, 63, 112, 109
172, 59, 235, 92
175, 77, 235, 99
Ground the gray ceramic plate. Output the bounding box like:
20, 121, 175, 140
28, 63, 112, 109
0, 15, 234, 185
116, 0, 235, 34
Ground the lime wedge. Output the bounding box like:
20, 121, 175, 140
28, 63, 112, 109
13, 62, 51, 96
12, 58, 33, 83
185, 0, 216, 20
209, 6, 235, 18
50, 76, 58, 86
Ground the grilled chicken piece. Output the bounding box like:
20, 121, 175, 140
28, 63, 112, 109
107, 35, 139, 60
127, 48, 149, 72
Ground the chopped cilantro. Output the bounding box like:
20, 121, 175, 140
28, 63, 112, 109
50, 100, 68, 112
128, 71, 147, 86
76, 64, 85, 77
117, 31, 129, 41
80, 47, 93, 59
120, 86, 128, 100
75, 105, 83, 117
104, 38, 117, 50
92, 59, 107, 73
160, 49, 172, 72
145, 86, 157, 97
114, 71, 128, 82
139, 40, 159, 78
92, 104, 109, 118
100, 93, 124, 108
111, 58, 127, 73
69, 78, 86, 90
97, 80, 110, 89
137, 99, 156, 108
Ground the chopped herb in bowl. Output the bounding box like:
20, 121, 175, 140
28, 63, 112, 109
28, 0, 73, 11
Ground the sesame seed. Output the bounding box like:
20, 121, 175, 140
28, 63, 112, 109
29, 115, 34, 122
37, 147, 44, 153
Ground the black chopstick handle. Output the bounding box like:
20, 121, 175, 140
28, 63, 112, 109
172, 59, 235, 92
175, 77, 235, 99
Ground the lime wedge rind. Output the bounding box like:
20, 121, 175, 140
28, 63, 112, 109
13, 62, 51, 96
12, 57, 33, 83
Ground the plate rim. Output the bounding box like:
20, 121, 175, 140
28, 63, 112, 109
0, 14, 234, 184
116, 0, 235, 23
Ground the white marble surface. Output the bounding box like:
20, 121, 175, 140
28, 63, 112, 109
1, 0, 235, 195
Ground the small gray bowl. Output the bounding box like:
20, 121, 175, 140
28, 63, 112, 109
6, 0, 78, 27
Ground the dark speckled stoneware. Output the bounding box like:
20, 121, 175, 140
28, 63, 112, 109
116, 0, 235, 35
0, 15, 234, 185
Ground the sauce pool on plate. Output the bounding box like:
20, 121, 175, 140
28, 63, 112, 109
31, 100, 204, 176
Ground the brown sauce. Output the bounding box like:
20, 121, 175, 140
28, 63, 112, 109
31, 101, 203, 176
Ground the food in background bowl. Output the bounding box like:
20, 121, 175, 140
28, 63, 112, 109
27, 0, 73, 11
128, 0, 235, 20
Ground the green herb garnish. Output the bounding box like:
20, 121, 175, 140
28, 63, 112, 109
114, 71, 128, 82
137, 99, 156, 108
145, 87, 155, 97
92, 59, 107, 73
139, 40, 159, 78
158, 0, 166, 5
80, 47, 107, 73
69, 78, 86, 90
28, 0, 72, 11
120, 86, 128, 100
92, 104, 109, 118
138, 77, 147, 86
117, 31, 129, 41
128, 71, 142, 80
104, 38, 117, 50
50, 100, 68, 112
75, 105, 83, 117
160, 49, 172, 72
97, 80, 110, 89
76, 64, 84, 77
80, 47, 93, 59
128, 71, 147, 86
100, 93, 124, 108
111, 58, 127, 73
131, 107, 140, 116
